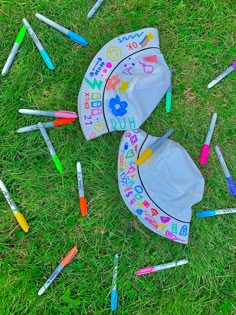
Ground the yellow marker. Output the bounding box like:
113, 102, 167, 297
136, 129, 174, 166
0, 180, 29, 232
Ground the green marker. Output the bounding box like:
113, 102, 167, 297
38, 122, 63, 174
165, 65, 172, 113
2, 25, 27, 76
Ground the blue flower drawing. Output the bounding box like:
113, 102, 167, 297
109, 95, 128, 116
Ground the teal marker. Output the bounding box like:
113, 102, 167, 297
2, 25, 27, 76
166, 65, 172, 113
38, 122, 63, 174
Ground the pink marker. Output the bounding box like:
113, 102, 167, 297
200, 112, 217, 165
135, 259, 188, 276
19, 108, 77, 119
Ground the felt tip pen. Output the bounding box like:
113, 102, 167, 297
208, 61, 236, 89
76, 162, 88, 216
87, 0, 105, 18
165, 65, 172, 113
38, 122, 63, 174
0, 180, 29, 232
136, 128, 174, 166
199, 112, 217, 165
17, 118, 75, 133
38, 246, 78, 295
35, 13, 88, 46
135, 259, 189, 276
111, 254, 119, 312
19, 108, 77, 119
215, 146, 236, 196
196, 208, 236, 218
1, 25, 27, 76
22, 18, 55, 70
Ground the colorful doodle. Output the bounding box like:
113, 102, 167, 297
138, 61, 154, 74
139, 32, 154, 47
110, 117, 136, 131
160, 216, 171, 223
118, 31, 144, 43
109, 95, 128, 116
143, 55, 158, 63
118, 81, 129, 93
84, 77, 103, 90
171, 223, 178, 234
107, 46, 122, 61
106, 75, 121, 91
179, 225, 188, 236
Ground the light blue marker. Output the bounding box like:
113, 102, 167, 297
35, 13, 88, 46
196, 208, 236, 218
23, 18, 55, 70
111, 254, 118, 312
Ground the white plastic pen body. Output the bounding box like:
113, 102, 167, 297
0, 180, 18, 214
215, 146, 230, 178
35, 13, 69, 35
204, 112, 217, 145
215, 208, 236, 215
87, 0, 105, 18
208, 65, 234, 89
76, 162, 84, 197
38, 122, 56, 156
23, 18, 44, 51
2, 43, 20, 76
19, 109, 56, 117
17, 122, 54, 133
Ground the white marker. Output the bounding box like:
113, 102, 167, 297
22, 18, 54, 70
87, 0, 105, 18
110, 254, 119, 311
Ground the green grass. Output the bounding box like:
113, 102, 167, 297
0, 0, 235, 314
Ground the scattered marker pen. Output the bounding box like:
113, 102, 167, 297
208, 60, 236, 89
22, 18, 54, 70
87, 0, 105, 18
19, 108, 77, 119
199, 112, 217, 165
135, 259, 188, 276
38, 122, 63, 174
76, 162, 88, 216
166, 65, 172, 113
0, 180, 29, 232
17, 118, 75, 133
111, 254, 119, 312
196, 208, 236, 218
215, 146, 236, 196
1, 25, 27, 76
35, 13, 88, 46
136, 128, 174, 166
38, 246, 78, 295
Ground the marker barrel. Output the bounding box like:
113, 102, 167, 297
36, 13, 68, 35
2, 43, 20, 76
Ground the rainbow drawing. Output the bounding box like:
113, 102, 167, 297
139, 33, 154, 47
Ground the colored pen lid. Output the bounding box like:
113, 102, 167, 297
16, 25, 27, 44
117, 129, 205, 244
78, 27, 171, 140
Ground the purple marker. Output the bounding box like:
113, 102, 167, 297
215, 146, 236, 196
208, 60, 236, 88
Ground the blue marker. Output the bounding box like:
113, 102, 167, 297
215, 146, 236, 196
23, 18, 54, 70
110, 254, 118, 312
196, 208, 236, 218
35, 13, 88, 46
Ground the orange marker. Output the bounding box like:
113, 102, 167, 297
17, 118, 75, 133
38, 246, 78, 295
76, 162, 88, 216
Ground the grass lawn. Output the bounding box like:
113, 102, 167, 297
0, 0, 235, 314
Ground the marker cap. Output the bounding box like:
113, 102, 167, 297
135, 266, 155, 275
79, 196, 88, 216
40, 49, 55, 70
136, 148, 153, 166
232, 61, 236, 70
16, 25, 27, 44
61, 246, 78, 266
195, 210, 215, 218
111, 289, 118, 311
199, 144, 210, 165
226, 177, 236, 196
14, 212, 29, 232
67, 30, 88, 46
53, 118, 76, 126
52, 155, 63, 174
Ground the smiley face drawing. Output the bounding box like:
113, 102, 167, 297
107, 46, 122, 62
